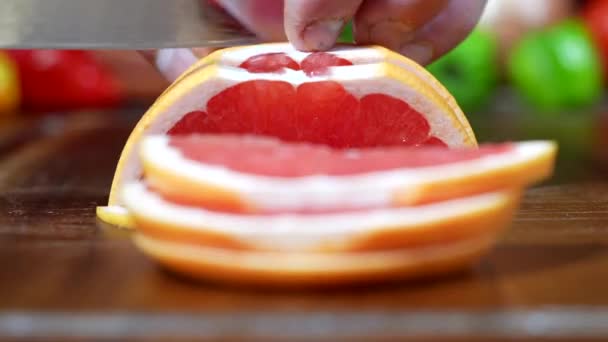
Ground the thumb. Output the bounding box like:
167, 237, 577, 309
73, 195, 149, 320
216, 0, 286, 41
140, 48, 214, 82
284, 0, 363, 51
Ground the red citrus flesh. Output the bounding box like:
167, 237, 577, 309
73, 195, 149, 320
169, 134, 512, 178
300, 51, 353, 76
238, 52, 300, 73
152, 180, 400, 215
167, 52, 445, 148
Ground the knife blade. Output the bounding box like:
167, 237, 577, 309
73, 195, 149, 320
0, 0, 259, 49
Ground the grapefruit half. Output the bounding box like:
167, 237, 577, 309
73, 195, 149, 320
98, 43, 478, 228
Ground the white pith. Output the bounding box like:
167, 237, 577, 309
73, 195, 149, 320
135, 229, 495, 272
123, 183, 514, 251
142, 137, 553, 211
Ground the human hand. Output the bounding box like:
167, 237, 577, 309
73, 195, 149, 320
150, 0, 488, 81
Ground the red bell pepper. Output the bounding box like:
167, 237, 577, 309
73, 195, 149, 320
583, 0, 608, 77
7, 50, 123, 112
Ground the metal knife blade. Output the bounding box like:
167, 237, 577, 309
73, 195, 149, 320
0, 0, 259, 49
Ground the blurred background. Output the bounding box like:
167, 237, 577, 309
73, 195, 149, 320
0, 0, 606, 181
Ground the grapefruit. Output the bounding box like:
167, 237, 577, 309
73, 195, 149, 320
97, 43, 559, 286
98, 43, 477, 228
141, 135, 556, 213
133, 232, 497, 287
123, 183, 519, 253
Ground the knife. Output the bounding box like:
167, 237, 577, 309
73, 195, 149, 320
0, 0, 258, 49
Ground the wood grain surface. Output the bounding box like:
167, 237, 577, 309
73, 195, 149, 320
0, 103, 607, 341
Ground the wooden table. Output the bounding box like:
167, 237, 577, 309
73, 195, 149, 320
0, 102, 607, 341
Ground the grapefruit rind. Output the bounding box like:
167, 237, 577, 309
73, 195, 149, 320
141, 138, 555, 212
96, 205, 135, 229
133, 232, 495, 287
98, 44, 478, 227
123, 183, 519, 253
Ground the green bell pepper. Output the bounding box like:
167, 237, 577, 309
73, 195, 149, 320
508, 19, 603, 112
427, 29, 499, 113
338, 21, 354, 44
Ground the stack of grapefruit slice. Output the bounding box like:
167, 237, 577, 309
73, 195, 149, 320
98, 43, 557, 286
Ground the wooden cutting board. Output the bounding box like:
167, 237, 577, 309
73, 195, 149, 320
0, 108, 607, 342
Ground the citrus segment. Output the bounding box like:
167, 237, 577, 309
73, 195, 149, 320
300, 52, 353, 76
141, 135, 555, 213
238, 52, 300, 73
358, 93, 432, 147
423, 136, 448, 147
293, 81, 359, 146
238, 51, 355, 76
207, 80, 297, 137
167, 110, 215, 135
169, 135, 509, 177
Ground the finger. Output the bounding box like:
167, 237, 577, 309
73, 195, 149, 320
399, 0, 487, 65
216, 0, 286, 41
354, 0, 449, 49
284, 0, 364, 51
139, 48, 215, 82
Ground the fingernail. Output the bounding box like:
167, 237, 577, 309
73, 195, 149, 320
400, 43, 434, 65
368, 21, 414, 50
155, 48, 198, 82
302, 19, 344, 51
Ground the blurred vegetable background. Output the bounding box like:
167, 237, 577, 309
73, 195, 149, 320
0, 52, 20, 114
0, 50, 168, 114
429, 0, 607, 114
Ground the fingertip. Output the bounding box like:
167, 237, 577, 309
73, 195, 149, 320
354, 0, 486, 65
154, 49, 198, 82
400, 42, 435, 65
284, 0, 362, 51
358, 21, 415, 51
354, 0, 448, 45
298, 18, 345, 51
400, 0, 487, 65
216, 0, 286, 41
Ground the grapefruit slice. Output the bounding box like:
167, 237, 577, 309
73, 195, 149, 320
133, 231, 496, 287
98, 43, 477, 228
141, 135, 555, 213
123, 183, 519, 253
